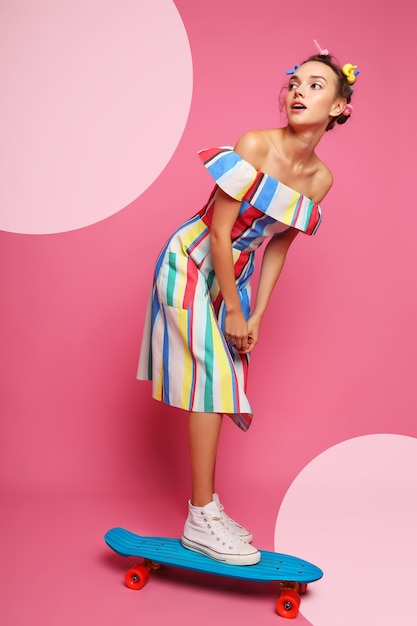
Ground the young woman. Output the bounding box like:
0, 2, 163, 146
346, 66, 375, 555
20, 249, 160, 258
138, 44, 358, 566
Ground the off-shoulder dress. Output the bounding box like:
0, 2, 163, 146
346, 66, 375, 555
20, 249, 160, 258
137, 147, 321, 431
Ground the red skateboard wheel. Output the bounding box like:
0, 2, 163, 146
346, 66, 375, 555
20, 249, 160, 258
276, 588, 301, 619
125, 563, 150, 590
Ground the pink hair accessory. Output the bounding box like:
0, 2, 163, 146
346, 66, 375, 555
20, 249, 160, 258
313, 39, 329, 56
343, 104, 353, 116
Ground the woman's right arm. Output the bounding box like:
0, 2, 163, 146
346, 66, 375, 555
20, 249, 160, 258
210, 188, 249, 351
210, 131, 265, 351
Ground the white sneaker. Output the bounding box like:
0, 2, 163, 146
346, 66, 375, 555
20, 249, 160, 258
213, 493, 253, 543
181, 500, 260, 566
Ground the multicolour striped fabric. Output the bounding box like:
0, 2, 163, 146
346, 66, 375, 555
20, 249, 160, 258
137, 148, 322, 430
199, 147, 322, 235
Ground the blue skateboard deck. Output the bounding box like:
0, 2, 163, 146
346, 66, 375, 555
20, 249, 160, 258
104, 527, 323, 618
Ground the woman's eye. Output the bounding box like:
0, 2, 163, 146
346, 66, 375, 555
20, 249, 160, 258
311, 82, 323, 89
288, 82, 298, 90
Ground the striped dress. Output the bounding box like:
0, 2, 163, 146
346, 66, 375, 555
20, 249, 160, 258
137, 147, 322, 431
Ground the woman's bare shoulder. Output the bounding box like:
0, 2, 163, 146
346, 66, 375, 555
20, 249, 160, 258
234, 130, 270, 169
313, 159, 333, 202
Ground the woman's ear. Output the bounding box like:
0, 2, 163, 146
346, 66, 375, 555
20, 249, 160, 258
330, 97, 347, 118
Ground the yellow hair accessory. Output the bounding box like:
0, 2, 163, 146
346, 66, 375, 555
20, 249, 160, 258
342, 63, 359, 85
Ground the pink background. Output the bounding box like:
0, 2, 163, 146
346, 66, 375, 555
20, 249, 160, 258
1, 1, 417, 625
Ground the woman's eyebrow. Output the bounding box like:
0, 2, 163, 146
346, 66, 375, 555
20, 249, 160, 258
289, 74, 328, 83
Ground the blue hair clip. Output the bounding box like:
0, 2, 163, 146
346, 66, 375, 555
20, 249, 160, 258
285, 64, 299, 75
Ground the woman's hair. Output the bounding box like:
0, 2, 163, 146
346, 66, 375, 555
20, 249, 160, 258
303, 54, 354, 131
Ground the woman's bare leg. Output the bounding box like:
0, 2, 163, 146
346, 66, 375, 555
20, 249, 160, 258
188, 411, 223, 507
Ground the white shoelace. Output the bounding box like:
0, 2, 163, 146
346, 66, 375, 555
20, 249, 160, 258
206, 514, 246, 548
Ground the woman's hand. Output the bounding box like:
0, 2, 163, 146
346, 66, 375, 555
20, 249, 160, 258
225, 309, 249, 352
225, 312, 261, 355
239, 314, 261, 354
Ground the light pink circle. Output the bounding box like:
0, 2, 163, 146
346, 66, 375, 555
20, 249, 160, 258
0, 0, 192, 234
275, 434, 417, 625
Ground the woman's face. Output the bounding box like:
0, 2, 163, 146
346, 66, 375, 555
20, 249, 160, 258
285, 61, 346, 128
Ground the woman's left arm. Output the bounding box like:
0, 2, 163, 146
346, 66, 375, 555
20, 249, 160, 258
241, 228, 298, 353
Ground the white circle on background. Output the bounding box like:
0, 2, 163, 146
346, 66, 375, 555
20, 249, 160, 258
0, 0, 192, 234
275, 434, 417, 625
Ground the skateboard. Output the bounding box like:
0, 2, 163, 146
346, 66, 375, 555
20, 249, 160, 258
104, 527, 323, 618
